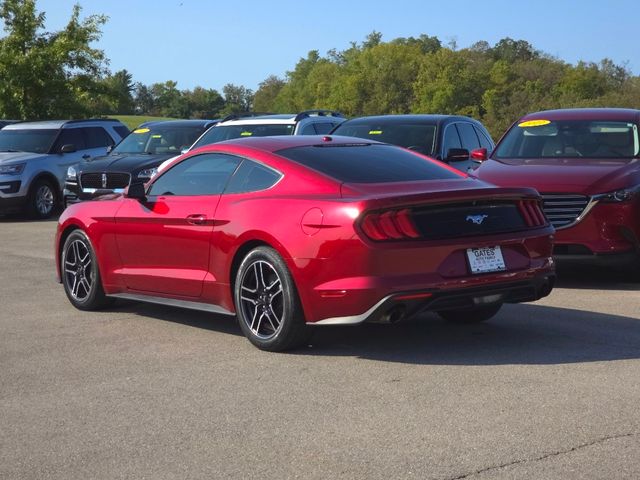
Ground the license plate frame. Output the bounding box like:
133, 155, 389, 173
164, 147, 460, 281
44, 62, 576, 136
466, 246, 506, 274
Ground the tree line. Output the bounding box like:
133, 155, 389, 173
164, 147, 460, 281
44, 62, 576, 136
1, 1, 639, 137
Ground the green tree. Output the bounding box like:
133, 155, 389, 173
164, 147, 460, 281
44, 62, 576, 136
220, 83, 254, 115
0, 0, 108, 119
253, 75, 285, 112
184, 86, 224, 118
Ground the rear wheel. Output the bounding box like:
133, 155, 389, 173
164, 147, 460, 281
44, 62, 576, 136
27, 179, 58, 219
235, 247, 311, 351
437, 303, 503, 324
61, 230, 113, 310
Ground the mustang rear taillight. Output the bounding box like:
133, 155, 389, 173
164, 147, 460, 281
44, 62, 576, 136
361, 208, 420, 241
518, 200, 546, 227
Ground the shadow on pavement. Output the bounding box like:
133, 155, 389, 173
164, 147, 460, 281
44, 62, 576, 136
555, 262, 640, 291
111, 299, 640, 366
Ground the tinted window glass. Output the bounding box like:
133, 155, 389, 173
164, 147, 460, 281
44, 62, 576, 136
192, 124, 295, 148
473, 125, 494, 150
225, 160, 282, 193
494, 120, 640, 159
300, 124, 317, 135
456, 123, 481, 150
276, 144, 461, 183
85, 127, 114, 148
55, 129, 86, 151
332, 122, 436, 156
313, 123, 334, 134
114, 126, 130, 139
441, 125, 462, 157
0, 129, 58, 153
148, 153, 241, 196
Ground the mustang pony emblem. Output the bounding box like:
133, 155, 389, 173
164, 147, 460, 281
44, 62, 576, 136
466, 214, 489, 225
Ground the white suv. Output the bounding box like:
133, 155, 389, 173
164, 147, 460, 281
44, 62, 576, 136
0, 119, 128, 218
188, 110, 346, 149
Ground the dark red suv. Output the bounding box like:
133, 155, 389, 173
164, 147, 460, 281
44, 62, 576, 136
473, 108, 640, 268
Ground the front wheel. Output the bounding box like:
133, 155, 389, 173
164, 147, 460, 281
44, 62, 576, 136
61, 230, 113, 310
437, 303, 503, 324
234, 247, 311, 351
27, 179, 58, 219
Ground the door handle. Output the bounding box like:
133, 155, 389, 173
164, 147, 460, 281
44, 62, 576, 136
186, 214, 207, 225
82, 154, 91, 160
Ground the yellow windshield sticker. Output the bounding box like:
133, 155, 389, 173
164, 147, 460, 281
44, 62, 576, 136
133, 128, 150, 134
368, 130, 383, 135
240, 131, 253, 136
518, 120, 551, 128
151, 134, 162, 138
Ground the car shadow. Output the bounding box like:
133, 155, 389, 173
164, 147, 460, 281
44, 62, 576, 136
110, 300, 640, 366
555, 263, 640, 291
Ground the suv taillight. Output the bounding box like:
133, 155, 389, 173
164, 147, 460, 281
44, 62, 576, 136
361, 208, 420, 241
518, 200, 546, 227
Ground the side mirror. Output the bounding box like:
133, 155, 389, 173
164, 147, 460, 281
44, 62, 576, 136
125, 181, 146, 201
60, 144, 77, 154
445, 148, 470, 162
470, 147, 488, 161
180, 148, 189, 155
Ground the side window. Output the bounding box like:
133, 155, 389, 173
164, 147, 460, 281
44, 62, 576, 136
148, 153, 241, 196
225, 159, 282, 194
85, 127, 114, 148
114, 126, 131, 139
313, 123, 334, 134
441, 124, 462, 158
456, 122, 481, 151
300, 123, 317, 135
473, 125, 494, 151
54, 128, 87, 152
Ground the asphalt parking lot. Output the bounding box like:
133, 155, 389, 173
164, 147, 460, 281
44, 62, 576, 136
1, 217, 639, 479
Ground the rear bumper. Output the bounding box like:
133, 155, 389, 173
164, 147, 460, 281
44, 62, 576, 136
312, 272, 555, 325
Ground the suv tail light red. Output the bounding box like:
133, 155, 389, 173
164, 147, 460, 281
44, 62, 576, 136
361, 208, 420, 241
518, 200, 547, 227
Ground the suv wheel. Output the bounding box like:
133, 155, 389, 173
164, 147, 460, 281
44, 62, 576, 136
234, 247, 311, 351
27, 179, 58, 219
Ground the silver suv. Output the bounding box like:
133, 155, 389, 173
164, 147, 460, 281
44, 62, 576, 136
0, 119, 128, 218
188, 110, 346, 149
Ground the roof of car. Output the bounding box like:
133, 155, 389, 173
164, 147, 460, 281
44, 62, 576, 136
194, 134, 379, 154
218, 111, 345, 126
520, 108, 640, 122
137, 119, 219, 128
3, 118, 125, 130
337, 114, 479, 126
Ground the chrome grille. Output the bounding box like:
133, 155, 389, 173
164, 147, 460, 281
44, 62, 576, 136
541, 194, 590, 229
80, 172, 131, 189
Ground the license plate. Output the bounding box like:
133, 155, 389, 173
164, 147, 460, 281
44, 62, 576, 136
466, 246, 506, 274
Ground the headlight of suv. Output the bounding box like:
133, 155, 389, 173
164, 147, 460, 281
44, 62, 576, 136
595, 185, 640, 203
137, 167, 158, 179
66, 166, 77, 181
0, 163, 26, 175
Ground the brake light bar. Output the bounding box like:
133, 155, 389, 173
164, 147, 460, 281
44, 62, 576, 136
361, 208, 420, 241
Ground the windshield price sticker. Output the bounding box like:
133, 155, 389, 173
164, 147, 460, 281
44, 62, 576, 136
466, 246, 506, 274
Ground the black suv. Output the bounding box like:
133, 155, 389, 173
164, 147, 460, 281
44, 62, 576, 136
330, 115, 495, 172
64, 119, 218, 204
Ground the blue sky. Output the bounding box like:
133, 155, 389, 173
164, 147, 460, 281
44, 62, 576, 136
30, 0, 640, 92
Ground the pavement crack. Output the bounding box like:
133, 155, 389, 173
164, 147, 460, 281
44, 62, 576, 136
443, 432, 639, 480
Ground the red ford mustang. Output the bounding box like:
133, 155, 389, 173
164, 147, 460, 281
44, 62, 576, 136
474, 108, 640, 268
55, 135, 555, 351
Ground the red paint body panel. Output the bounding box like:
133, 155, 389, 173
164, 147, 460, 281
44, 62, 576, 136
475, 109, 640, 257
56, 136, 555, 324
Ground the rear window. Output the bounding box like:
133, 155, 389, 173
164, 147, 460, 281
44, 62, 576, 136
276, 144, 461, 183
495, 119, 640, 159
192, 124, 294, 148
332, 122, 437, 156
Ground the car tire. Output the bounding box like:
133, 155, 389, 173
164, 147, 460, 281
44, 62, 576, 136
27, 178, 58, 219
437, 303, 503, 323
234, 246, 311, 351
61, 230, 113, 311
